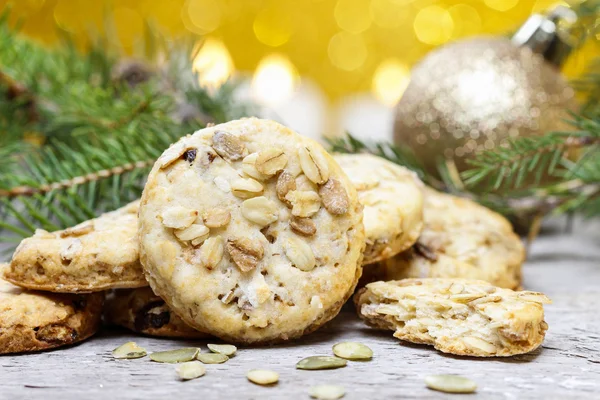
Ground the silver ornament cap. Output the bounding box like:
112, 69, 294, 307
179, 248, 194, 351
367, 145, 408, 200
511, 5, 577, 67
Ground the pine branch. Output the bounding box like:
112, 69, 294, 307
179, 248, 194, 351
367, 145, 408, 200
0, 11, 251, 244
461, 130, 600, 190
326, 133, 433, 185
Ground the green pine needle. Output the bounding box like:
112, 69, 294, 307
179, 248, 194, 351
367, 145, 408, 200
0, 11, 251, 244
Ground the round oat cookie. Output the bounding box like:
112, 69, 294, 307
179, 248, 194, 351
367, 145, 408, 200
0, 264, 103, 354
333, 153, 424, 265
369, 188, 524, 289
5, 201, 147, 292
139, 118, 365, 344
105, 287, 209, 338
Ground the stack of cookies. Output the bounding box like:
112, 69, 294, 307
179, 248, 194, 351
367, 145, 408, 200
1, 118, 550, 358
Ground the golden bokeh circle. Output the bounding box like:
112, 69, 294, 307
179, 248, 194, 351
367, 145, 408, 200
334, 0, 372, 34
413, 5, 454, 46
328, 31, 368, 71
253, 4, 293, 47
183, 0, 221, 35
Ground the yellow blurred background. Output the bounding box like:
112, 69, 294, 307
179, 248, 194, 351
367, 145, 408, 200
2, 0, 597, 108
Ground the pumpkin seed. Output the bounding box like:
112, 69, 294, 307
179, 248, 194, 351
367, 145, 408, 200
309, 384, 345, 399
247, 369, 279, 385
112, 342, 147, 359
296, 356, 347, 370
207, 343, 237, 356
425, 374, 477, 393
332, 342, 373, 360
197, 352, 229, 364
149, 348, 199, 363
176, 361, 206, 380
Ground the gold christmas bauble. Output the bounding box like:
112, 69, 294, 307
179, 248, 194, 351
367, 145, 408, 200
393, 37, 578, 182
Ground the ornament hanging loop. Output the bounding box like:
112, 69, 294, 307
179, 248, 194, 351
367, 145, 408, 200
511, 5, 577, 68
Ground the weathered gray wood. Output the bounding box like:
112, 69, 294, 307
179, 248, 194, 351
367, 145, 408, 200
1, 218, 599, 399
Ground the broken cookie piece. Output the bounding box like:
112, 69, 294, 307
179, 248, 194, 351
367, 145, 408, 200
355, 278, 550, 357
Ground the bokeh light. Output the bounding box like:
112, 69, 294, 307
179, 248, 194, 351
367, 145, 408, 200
372, 59, 410, 107
113, 7, 144, 49
24, 0, 45, 11
252, 54, 299, 106
192, 38, 234, 89
533, 0, 570, 13
413, 5, 454, 45
484, 0, 519, 12
3, 0, 598, 100
370, 0, 408, 29
334, 0, 372, 34
449, 4, 481, 39
53, 0, 103, 34
182, 0, 221, 35
328, 31, 368, 71
253, 3, 293, 47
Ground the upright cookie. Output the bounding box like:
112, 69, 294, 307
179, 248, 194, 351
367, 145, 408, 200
355, 278, 550, 357
139, 118, 365, 344
333, 154, 424, 264
0, 264, 103, 354
105, 287, 209, 338
369, 188, 524, 289
5, 201, 147, 292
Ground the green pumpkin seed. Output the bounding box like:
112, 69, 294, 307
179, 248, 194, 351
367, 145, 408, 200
197, 352, 229, 364
309, 384, 345, 399
207, 343, 237, 356
112, 342, 147, 359
296, 356, 347, 370
150, 348, 199, 363
176, 361, 206, 380
247, 369, 279, 385
425, 374, 477, 393
332, 342, 373, 360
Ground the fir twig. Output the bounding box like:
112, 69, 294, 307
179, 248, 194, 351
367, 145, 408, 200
326, 133, 433, 185
461, 130, 600, 190
0, 11, 251, 244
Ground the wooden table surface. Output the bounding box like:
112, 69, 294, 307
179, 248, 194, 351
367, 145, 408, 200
1, 218, 599, 399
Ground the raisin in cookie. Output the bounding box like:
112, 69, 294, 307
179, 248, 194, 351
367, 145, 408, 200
355, 278, 550, 357
5, 201, 146, 292
333, 154, 424, 265
0, 264, 103, 354
368, 188, 524, 289
139, 118, 365, 344
105, 287, 209, 338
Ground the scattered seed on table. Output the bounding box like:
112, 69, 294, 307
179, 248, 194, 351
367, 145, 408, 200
207, 343, 237, 356
425, 374, 477, 393
296, 356, 347, 370
309, 384, 345, 399
247, 369, 279, 385
332, 342, 373, 360
197, 352, 229, 364
176, 361, 206, 380
149, 348, 199, 363
112, 342, 147, 359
